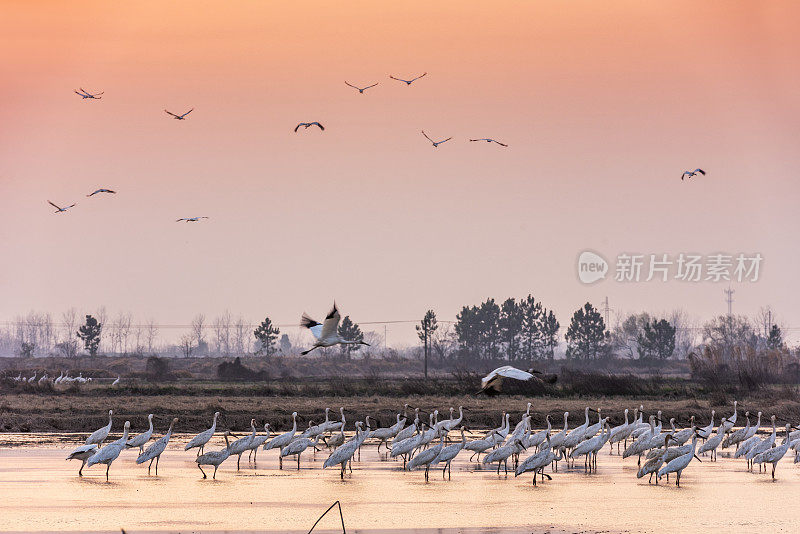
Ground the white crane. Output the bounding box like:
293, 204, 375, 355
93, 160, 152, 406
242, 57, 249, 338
582, 408, 608, 440
75, 88, 103, 99
323, 407, 346, 434
392, 407, 419, 446
324, 421, 363, 478
86, 410, 113, 446
734, 412, 762, 459
389, 73, 427, 85
657, 435, 702, 486
196, 431, 232, 479
571, 422, 611, 472
421, 130, 452, 148
263, 411, 298, 468
66, 444, 99, 476
548, 412, 570, 454
87, 188, 116, 197
246, 424, 271, 463
637, 434, 675, 484
526, 414, 552, 451
111, 376, 120, 386
482, 438, 526, 475
430, 427, 467, 479
294, 121, 324, 132
681, 168, 705, 180
752, 424, 797, 479
406, 434, 447, 480
720, 401, 738, 434
325, 422, 346, 450
608, 409, 631, 453
469, 138, 508, 147
746, 415, 777, 471
464, 429, 503, 462
229, 419, 257, 470
722, 411, 750, 449
184, 411, 220, 456
126, 413, 154, 453
368, 407, 408, 453
345, 81, 378, 93
136, 417, 178, 475
669, 416, 696, 446
37, 373, 49, 386
48, 200, 76, 213
281, 435, 322, 469
86, 421, 130, 480
696, 410, 716, 441
300, 303, 370, 355
515, 436, 561, 485
164, 108, 193, 120
623, 416, 658, 466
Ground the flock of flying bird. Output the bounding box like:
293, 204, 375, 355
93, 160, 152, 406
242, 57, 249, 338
56, 77, 706, 221
65, 397, 800, 485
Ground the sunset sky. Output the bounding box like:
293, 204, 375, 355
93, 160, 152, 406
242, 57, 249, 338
1, 1, 799, 345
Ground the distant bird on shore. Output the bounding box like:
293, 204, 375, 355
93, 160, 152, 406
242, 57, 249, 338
295, 122, 325, 132
681, 168, 705, 180
75, 88, 103, 99
470, 138, 508, 147
300, 303, 370, 355
87, 188, 116, 197
176, 216, 209, 222
389, 73, 427, 85
48, 200, 76, 213
478, 366, 554, 396
421, 130, 452, 148
345, 81, 378, 94
164, 108, 193, 120
111, 376, 120, 386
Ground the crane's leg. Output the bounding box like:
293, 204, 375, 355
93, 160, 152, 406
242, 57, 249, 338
198, 464, 207, 479
148, 458, 153, 475
772, 464, 775, 480
532, 471, 537, 486
448, 462, 452, 480
237, 455, 241, 470
106, 464, 110, 481
340, 463, 344, 479
213, 465, 218, 479
155, 455, 160, 476
377, 441, 381, 454
676, 471, 681, 487
504, 459, 508, 476
279, 455, 283, 470
79, 461, 85, 477
297, 454, 301, 470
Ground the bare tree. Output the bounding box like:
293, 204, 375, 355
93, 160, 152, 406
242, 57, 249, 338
95, 306, 108, 353
61, 308, 79, 344
145, 319, 159, 354
213, 311, 232, 356
179, 334, 194, 358
669, 309, 698, 359
191, 314, 206, 349
233, 316, 249, 355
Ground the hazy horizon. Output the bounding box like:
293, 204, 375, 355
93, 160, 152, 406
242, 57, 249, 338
2, 1, 799, 346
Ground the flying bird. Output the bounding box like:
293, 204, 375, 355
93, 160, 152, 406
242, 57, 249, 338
300, 303, 370, 355
470, 138, 508, 147
87, 188, 116, 197
295, 122, 325, 132
48, 200, 76, 213
164, 108, 194, 120
681, 168, 706, 180
389, 73, 427, 85
478, 365, 555, 396
345, 81, 378, 94
176, 216, 209, 222
421, 130, 452, 148
74, 88, 103, 99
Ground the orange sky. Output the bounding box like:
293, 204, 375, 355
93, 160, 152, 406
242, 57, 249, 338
1, 1, 799, 344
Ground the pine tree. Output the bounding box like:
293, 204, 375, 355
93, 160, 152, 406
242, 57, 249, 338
565, 303, 609, 360
767, 324, 784, 350
539, 308, 560, 359
338, 316, 364, 359
253, 317, 280, 356
498, 298, 523, 361
77, 315, 102, 356
416, 310, 438, 378
520, 295, 544, 361
638, 319, 676, 359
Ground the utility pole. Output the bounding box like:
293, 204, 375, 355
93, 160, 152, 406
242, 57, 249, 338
602, 296, 610, 327
384, 324, 387, 351
724, 286, 735, 316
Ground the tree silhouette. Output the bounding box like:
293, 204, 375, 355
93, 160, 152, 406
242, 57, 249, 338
77, 314, 102, 357
565, 303, 609, 360
253, 317, 280, 356
540, 309, 560, 360
767, 324, 784, 350
520, 295, 543, 361
638, 319, 676, 359
337, 316, 364, 359
416, 310, 438, 378
499, 298, 523, 361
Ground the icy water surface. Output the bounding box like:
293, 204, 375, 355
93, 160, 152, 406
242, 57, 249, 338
0, 433, 798, 533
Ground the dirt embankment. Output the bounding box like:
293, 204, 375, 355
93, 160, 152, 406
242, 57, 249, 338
2, 390, 799, 434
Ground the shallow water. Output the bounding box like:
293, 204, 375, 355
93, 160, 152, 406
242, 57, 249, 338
0, 433, 798, 533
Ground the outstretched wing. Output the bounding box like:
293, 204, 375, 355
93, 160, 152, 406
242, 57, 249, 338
421, 130, 434, 143
492, 140, 508, 147
345, 81, 358, 89
181, 108, 194, 118
440, 137, 453, 144
48, 200, 61, 210
313, 122, 325, 130
319, 303, 341, 341
164, 109, 179, 118
389, 75, 403, 82
411, 72, 427, 82
495, 366, 534, 382
301, 314, 323, 339
695, 169, 705, 175
294, 123, 303, 132
365, 83, 378, 89
176, 218, 187, 222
